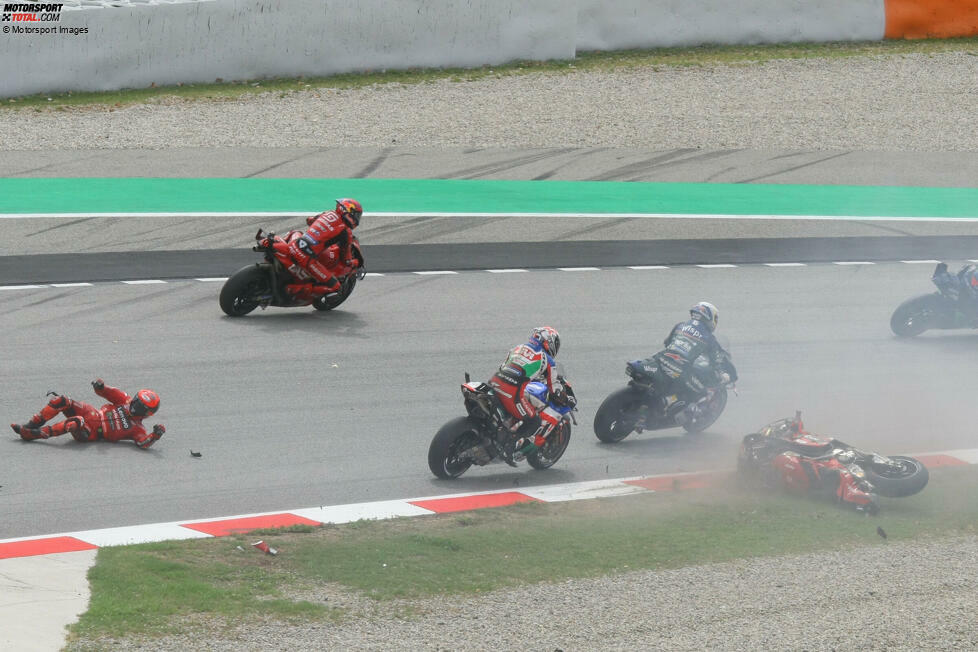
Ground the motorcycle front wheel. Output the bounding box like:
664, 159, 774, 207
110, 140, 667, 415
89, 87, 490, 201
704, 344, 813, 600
219, 266, 271, 317
428, 416, 483, 479
864, 456, 929, 497
527, 421, 571, 470
313, 276, 357, 311
593, 387, 646, 443
890, 294, 953, 337
683, 386, 728, 434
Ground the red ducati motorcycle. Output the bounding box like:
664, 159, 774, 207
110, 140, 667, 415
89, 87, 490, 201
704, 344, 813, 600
737, 412, 929, 514
220, 228, 365, 317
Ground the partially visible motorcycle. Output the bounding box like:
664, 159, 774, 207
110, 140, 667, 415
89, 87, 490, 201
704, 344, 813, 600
428, 372, 578, 479
593, 350, 736, 443
219, 228, 365, 317
737, 412, 929, 514
890, 262, 977, 337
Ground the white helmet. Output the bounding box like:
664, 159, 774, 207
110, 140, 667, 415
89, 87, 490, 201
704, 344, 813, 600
690, 302, 719, 331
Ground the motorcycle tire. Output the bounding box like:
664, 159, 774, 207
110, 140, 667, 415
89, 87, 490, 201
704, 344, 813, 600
593, 387, 645, 443
428, 416, 483, 480
219, 265, 270, 317
527, 421, 571, 470
890, 293, 952, 337
864, 455, 929, 497
682, 387, 728, 434
313, 276, 357, 311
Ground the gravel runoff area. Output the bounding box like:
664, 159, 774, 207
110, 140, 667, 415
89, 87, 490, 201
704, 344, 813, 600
2, 52, 978, 152
70, 535, 978, 651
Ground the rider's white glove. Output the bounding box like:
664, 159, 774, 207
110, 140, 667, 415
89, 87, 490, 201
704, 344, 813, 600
718, 372, 732, 385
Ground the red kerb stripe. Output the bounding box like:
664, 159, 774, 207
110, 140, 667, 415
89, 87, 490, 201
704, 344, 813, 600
182, 513, 321, 537
0, 536, 97, 560
914, 454, 969, 468
411, 492, 539, 514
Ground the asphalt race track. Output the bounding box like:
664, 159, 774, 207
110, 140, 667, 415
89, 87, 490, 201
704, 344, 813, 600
3, 261, 976, 540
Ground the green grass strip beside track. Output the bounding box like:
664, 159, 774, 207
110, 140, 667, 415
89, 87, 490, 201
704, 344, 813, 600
2, 178, 978, 217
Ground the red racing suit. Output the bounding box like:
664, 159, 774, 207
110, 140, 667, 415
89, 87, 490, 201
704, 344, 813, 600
489, 340, 561, 437
21, 383, 163, 448
286, 210, 352, 289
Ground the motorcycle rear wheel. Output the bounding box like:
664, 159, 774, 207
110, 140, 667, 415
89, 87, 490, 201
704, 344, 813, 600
313, 276, 357, 311
428, 416, 483, 479
219, 266, 270, 317
864, 456, 929, 497
890, 294, 952, 337
527, 421, 571, 470
593, 387, 645, 443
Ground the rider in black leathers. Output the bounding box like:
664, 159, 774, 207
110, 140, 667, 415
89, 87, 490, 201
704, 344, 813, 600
651, 302, 737, 423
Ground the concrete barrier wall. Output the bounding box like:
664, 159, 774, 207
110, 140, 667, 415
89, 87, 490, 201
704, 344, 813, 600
0, 0, 574, 97
576, 0, 886, 51
2, 0, 976, 98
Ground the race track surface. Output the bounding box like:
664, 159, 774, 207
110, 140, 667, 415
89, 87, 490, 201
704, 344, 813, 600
2, 262, 975, 540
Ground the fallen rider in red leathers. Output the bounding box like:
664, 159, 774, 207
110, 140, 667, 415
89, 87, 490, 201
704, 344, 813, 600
11, 379, 165, 449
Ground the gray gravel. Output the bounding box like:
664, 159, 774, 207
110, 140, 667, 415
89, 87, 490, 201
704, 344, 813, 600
69, 535, 978, 651
3, 52, 978, 152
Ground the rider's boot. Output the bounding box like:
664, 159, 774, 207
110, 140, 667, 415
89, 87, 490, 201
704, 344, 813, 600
12, 424, 47, 440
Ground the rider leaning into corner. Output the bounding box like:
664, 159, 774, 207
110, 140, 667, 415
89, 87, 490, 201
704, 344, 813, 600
652, 301, 737, 423
937, 262, 978, 316
284, 198, 363, 296
489, 326, 570, 455
11, 379, 165, 449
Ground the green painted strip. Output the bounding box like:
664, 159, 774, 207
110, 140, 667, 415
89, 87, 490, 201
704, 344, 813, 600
1, 178, 977, 217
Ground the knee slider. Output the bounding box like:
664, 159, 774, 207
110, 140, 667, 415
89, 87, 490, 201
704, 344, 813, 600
48, 395, 69, 409
65, 418, 89, 442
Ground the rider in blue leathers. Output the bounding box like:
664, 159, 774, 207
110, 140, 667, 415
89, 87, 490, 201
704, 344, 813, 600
652, 302, 737, 423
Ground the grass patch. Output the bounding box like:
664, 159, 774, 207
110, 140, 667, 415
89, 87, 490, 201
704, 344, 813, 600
70, 466, 978, 640
5, 37, 977, 111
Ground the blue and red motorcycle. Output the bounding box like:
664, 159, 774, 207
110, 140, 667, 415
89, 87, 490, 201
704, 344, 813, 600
428, 372, 577, 479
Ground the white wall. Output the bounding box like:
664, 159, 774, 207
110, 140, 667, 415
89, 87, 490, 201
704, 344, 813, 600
576, 0, 885, 51
0, 0, 574, 97
1, 0, 891, 98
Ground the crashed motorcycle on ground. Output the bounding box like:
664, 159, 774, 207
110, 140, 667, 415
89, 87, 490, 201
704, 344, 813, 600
890, 262, 978, 337
593, 350, 736, 443
428, 372, 578, 479
737, 413, 929, 514
219, 228, 365, 317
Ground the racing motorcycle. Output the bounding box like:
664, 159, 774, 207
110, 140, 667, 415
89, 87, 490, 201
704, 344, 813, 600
890, 262, 977, 337
428, 372, 577, 479
220, 228, 365, 317
737, 412, 929, 514
593, 351, 735, 443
